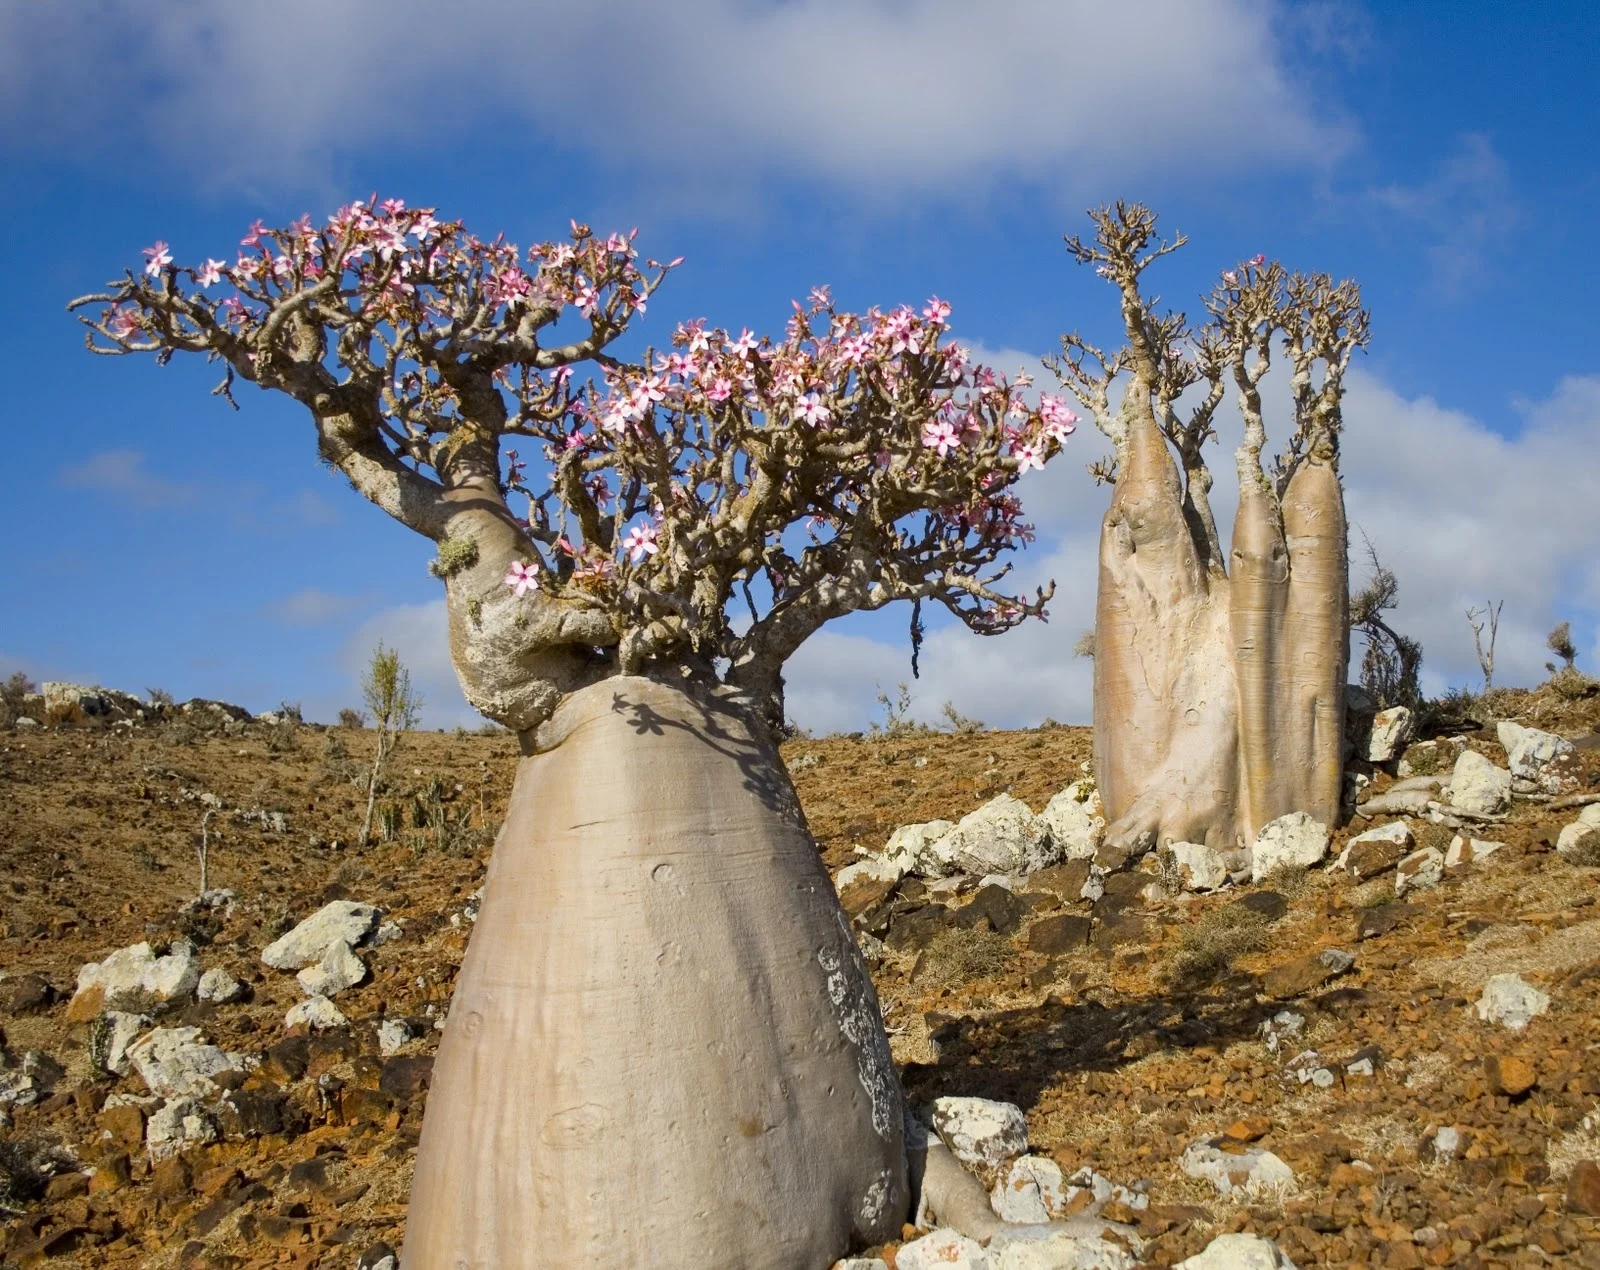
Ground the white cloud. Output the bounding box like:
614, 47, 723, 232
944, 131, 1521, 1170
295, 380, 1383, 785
57, 448, 196, 509
0, 0, 1351, 197
267, 588, 367, 627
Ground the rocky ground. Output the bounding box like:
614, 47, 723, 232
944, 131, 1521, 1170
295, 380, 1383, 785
1, 684, 1599, 1267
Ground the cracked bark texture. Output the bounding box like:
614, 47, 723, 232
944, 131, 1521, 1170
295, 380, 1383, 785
1056, 204, 1367, 859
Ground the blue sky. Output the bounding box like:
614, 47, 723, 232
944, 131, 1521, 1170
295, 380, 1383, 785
3, 0, 1598, 730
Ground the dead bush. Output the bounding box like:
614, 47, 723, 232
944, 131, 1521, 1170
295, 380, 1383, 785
1548, 667, 1599, 702
912, 926, 1014, 989
1164, 904, 1271, 988
0, 1137, 71, 1213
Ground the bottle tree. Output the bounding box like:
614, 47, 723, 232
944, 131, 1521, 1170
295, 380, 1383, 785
1048, 204, 1369, 862
71, 203, 1069, 1266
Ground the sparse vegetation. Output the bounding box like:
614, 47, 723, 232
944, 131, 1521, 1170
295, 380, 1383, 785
1465, 599, 1504, 692
338, 707, 368, 729
939, 701, 985, 734
1548, 666, 1600, 701
0, 670, 35, 727
1546, 620, 1578, 672
359, 641, 423, 845
1348, 536, 1423, 710
1163, 903, 1271, 988
912, 925, 1014, 989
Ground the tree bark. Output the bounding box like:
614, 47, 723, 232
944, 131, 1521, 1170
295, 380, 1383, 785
403, 675, 906, 1268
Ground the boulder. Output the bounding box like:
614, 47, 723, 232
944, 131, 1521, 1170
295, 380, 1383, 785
1443, 750, 1511, 817
1023, 861, 1098, 904
1027, 914, 1092, 956
196, 966, 247, 1005
125, 1027, 244, 1099
1177, 1234, 1299, 1270
1337, 822, 1413, 879
990, 1154, 1071, 1223
146, 1097, 218, 1161
1395, 847, 1445, 897
898, 1229, 989, 1270
1180, 1140, 1295, 1196
925, 796, 1053, 878
286, 996, 348, 1031
68, 940, 201, 1021
1165, 841, 1228, 892
954, 884, 1027, 936
1366, 707, 1414, 763
295, 942, 368, 998
1038, 782, 1105, 862
94, 1011, 152, 1076
1445, 836, 1504, 868
1556, 804, 1600, 858
1251, 813, 1329, 883
262, 901, 380, 970
1497, 721, 1575, 786
989, 1228, 1138, 1270
877, 820, 955, 877
1476, 973, 1550, 1030
931, 1096, 1030, 1177
835, 856, 907, 890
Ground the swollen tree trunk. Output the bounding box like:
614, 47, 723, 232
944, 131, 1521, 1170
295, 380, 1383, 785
403, 675, 907, 1268
1096, 398, 1348, 858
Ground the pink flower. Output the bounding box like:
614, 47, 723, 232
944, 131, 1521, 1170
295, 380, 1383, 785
705, 377, 733, 403
142, 241, 172, 277
107, 306, 140, 338
195, 259, 226, 288
1252, 253, 1266, 265
1039, 394, 1078, 441
504, 561, 540, 598
240, 220, 266, 247
381, 198, 407, 215
575, 283, 598, 316
1223, 270, 1237, 285
922, 296, 951, 326
1013, 442, 1045, 474
921, 417, 961, 457
631, 289, 648, 314
411, 211, 441, 241
808, 285, 832, 308
622, 521, 660, 563
795, 391, 831, 428
726, 329, 758, 359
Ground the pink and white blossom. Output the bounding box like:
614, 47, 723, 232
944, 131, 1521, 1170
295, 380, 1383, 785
622, 521, 660, 563
142, 241, 172, 276
504, 561, 540, 598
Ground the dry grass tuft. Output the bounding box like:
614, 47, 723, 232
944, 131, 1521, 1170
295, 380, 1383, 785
1163, 904, 1272, 988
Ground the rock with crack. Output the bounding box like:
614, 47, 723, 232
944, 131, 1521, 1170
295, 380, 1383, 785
1475, 973, 1550, 1030
1395, 847, 1445, 897
286, 995, 348, 1031
1179, 1139, 1295, 1197
925, 797, 1054, 879
262, 900, 380, 970
68, 940, 201, 1021
932, 1097, 1030, 1179
1442, 750, 1511, 817
1250, 813, 1329, 883
1038, 782, 1105, 863
94, 1010, 152, 1076
1445, 836, 1504, 868
881, 820, 956, 878
1365, 707, 1414, 763
991, 1155, 1072, 1223
295, 941, 368, 998
1177, 1233, 1299, 1269
1165, 841, 1229, 892
1497, 721, 1575, 789
145, 1096, 218, 1161
126, 1026, 245, 1099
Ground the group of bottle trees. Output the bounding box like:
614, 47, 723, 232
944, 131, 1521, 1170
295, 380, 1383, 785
73, 199, 1367, 1266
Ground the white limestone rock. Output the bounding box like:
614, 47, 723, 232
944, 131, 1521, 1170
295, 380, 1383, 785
96, 1011, 151, 1076
898, 1229, 990, 1270
991, 1155, 1071, 1223
1395, 847, 1445, 896
126, 1027, 243, 1099
832, 1261, 890, 1270
262, 901, 380, 970
990, 1228, 1138, 1270
1166, 841, 1229, 892
931, 1096, 1030, 1176
1180, 1140, 1295, 1197
1177, 1234, 1299, 1270
1445, 836, 1504, 868
377, 1018, 416, 1056
295, 941, 367, 998
196, 966, 247, 1005
146, 1096, 217, 1161
835, 856, 908, 890
1442, 750, 1511, 817
1497, 721, 1575, 786
879, 820, 956, 877
1251, 812, 1330, 882
1367, 707, 1414, 763
71, 940, 201, 1016
1038, 781, 1106, 863
286, 995, 348, 1031
926, 797, 1053, 878
1556, 804, 1600, 857
1475, 973, 1550, 1030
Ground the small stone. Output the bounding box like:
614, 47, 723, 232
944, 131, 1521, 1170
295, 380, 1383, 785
1027, 913, 1091, 956
931, 1096, 1029, 1176
832, 1260, 890, 1270
1166, 841, 1229, 891
1483, 1054, 1538, 1096
145, 1096, 218, 1160
1565, 1159, 1600, 1215
988, 1227, 1137, 1269
1556, 805, 1600, 857
1476, 973, 1550, 1030
926, 796, 1053, 878
1395, 847, 1445, 896
1180, 1140, 1295, 1196
1432, 1126, 1462, 1160
955, 884, 1026, 935
1224, 1116, 1272, 1143
1338, 822, 1412, 879
1497, 720, 1575, 784
196, 966, 246, 1005
989, 1154, 1070, 1223
95, 1010, 151, 1076
295, 941, 367, 998
0, 972, 57, 1014
286, 995, 348, 1031
377, 1018, 416, 1056
1177, 1233, 1299, 1269
261, 900, 380, 970
1251, 813, 1329, 882
897, 1229, 989, 1270
1038, 780, 1106, 863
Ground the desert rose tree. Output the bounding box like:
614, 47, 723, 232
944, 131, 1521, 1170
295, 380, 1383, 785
1049, 204, 1369, 860
71, 203, 1068, 1266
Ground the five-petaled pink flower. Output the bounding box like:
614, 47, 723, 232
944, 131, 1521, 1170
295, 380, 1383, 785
922, 296, 951, 326
726, 329, 758, 358
142, 241, 172, 277
922, 417, 961, 457
1013, 442, 1045, 474
107, 307, 140, 338
504, 561, 540, 598
195, 259, 226, 288
795, 392, 830, 428
1038, 395, 1078, 441
240, 220, 266, 247
622, 522, 660, 563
